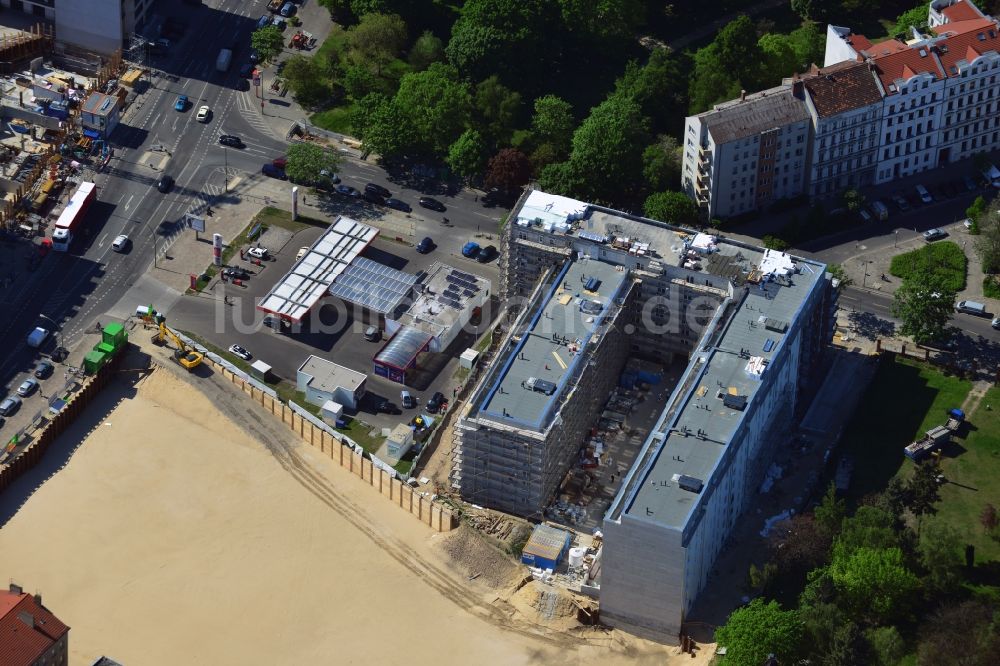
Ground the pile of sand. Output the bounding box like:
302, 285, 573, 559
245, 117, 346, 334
0, 364, 682, 665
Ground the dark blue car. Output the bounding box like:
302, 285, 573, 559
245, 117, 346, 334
262, 163, 286, 180
416, 237, 434, 254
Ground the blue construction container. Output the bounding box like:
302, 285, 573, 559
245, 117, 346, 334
520, 524, 571, 570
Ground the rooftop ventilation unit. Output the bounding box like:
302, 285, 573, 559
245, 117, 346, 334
584, 276, 601, 292
723, 394, 748, 411
525, 377, 557, 395
580, 299, 603, 315
676, 474, 704, 494
763, 317, 788, 333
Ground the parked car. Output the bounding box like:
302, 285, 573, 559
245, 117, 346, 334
219, 134, 244, 148
262, 163, 287, 180
112, 234, 130, 252
963, 218, 974, 230
0, 395, 22, 416
377, 399, 400, 415
416, 237, 434, 254
247, 246, 270, 260
385, 198, 411, 212
956, 300, 987, 316
280, 1, 296, 17
462, 241, 481, 258
992, 316, 1000, 330
481, 188, 504, 207
34, 360, 54, 379
427, 391, 445, 413
364, 183, 391, 199
915, 184, 933, 204
223, 267, 250, 280
156, 174, 174, 193
363, 191, 385, 205
364, 326, 381, 342
174, 94, 188, 111
196, 105, 211, 122
419, 196, 446, 212
335, 184, 361, 198
228, 344, 252, 361
923, 228, 947, 242
892, 193, 910, 211
858, 208, 872, 223
256, 14, 270, 30
263, 315, 290, 331
272, 16, 286, 30
296, 246, 309, 260
17, 378, 38, 397
400, 390, 416, 409
476, 245, 498, 263
51, 346, 68, 362
272, 157, 287, 169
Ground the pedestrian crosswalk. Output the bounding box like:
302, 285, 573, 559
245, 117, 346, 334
235, 91, 279, 140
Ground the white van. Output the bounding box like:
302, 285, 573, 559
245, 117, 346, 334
870, 200, 889, 220
982, 164, 1000, 188
915, 184, 932, 203
956, 300, 987, 316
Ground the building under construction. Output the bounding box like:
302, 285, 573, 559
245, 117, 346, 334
452, 189, 834, 639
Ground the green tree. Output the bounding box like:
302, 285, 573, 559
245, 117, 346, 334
907, 461, 942, 533
642, 136, 682, 192
445, 0, 559, 84
768, 514, 833, 584
485, 148, 532, 193
408, 30, 444, 70
758, 33, 800, 81
973, 207, 1000, 272
342, 62, 378, 100
918, 521, 963, 596
787, 22, 826, 68
826, 263, 854, 291
714, 599, 803, 666
790, 0, 816, 20
614, 49, 687, 133
282, 55, 330, 108
531, 94, 576, 157
356, 95, 413, 158
644, 191, 699, 226
891, 278, 956, 345
829, 547, 919, 623
284, 143, 342, 186
689, 43, 742, 113
556, 0, 644, 42
473, 76, 522, 148
834, 506, 900, 554
346, 12, 407, 76
538, 160, 587, 199
716, 15, 764, 89
866, 626, 906, 666
446, 129, 487, 180
251, 25, 285, 64
553, 95, 650, 203
917, 601, 1000, 666
894, 5, 929, 36
825, 621, 872, 666
814, 483, 846, 537
965, 194, 986, 223
762, 235, 790, 251
798, 600, 845, 659
393, 62, 471, 156
842, 188, 865, 213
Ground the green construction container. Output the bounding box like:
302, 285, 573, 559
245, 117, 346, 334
101, 322, 128, 355
83, 349, 109, 375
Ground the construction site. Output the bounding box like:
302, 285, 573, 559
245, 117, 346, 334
444, 189, 836, 642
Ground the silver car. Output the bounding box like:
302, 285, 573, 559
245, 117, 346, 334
17, 378, 39, 397
0, 395, 22, 415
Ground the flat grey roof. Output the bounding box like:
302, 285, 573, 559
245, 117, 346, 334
298, 355, 366, 393
622, 248, 826, 529
478, 258, 628, 431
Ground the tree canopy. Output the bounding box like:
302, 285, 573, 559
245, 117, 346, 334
284, 143, 342, 186
346, 13, 407, 75
644, 191, 699, 226
251, 25, 285, 64
714, 599, 803, 666
891, 278, 957, 345
828, 546, 919, 623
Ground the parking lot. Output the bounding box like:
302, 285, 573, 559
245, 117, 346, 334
167, 217, 501, 434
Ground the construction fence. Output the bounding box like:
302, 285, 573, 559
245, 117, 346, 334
203, 355, 457, 532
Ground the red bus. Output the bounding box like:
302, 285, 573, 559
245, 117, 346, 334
51, 181, 96, 251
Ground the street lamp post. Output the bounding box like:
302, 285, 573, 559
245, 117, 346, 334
223, 145, 229, 193
153, 234, 157, 268
894, 229, 899, 247
38, 314, 60, 348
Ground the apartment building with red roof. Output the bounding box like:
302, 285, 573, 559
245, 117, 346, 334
0, 582, 70, 666
682, 0, 1000, 218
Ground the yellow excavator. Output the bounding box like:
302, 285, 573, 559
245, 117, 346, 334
152, 321, 204, 370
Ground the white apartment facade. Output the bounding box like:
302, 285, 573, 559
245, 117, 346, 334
1, 0, 152, 54
688, 0, 1000, 217
682, 86, 812, 219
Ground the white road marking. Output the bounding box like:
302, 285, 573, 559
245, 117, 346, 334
98, 233, 108, 247
124, 194, 134, 210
